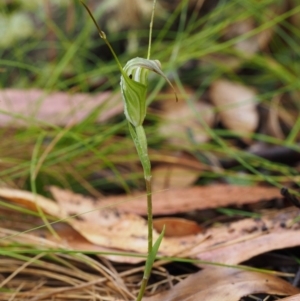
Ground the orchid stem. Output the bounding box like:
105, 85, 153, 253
146, 177, 153, 253
129, 124, 153, 252
128, 123, 154, 300
136, 274, 149, 301
136, 176, 153, 301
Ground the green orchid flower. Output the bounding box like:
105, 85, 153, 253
121, 57, 176, 127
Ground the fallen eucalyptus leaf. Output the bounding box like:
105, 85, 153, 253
144, 266, 300, 301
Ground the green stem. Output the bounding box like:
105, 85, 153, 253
128, 123, 154, 301
136, 274, 149, 301
130, 125, 153, 252
145, 177, 153, 254
136, 177, 153, 301
135, 129, 153, 301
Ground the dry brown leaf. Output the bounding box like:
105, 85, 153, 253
1, 187, 300, 267
153, 217, 202, 237
186, 208, 300, 266
210, 79, 258, 139
31, 189, 300, 265
48, 187, 153, 253
0, 187, 151, 254
0, 187, 62, 216
151, 165, 199, 191
99, 185, 281, 215
144, 266, 300, 301
46, 223, 140, 263
280, 293, 300, 301
158, 88, 214, 145
0, 89, 122, 126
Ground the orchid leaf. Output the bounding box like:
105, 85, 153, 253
144, 226, 165, 279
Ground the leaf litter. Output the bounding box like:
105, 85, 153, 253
0, 186, 299, 267
1, 180, 300, 300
